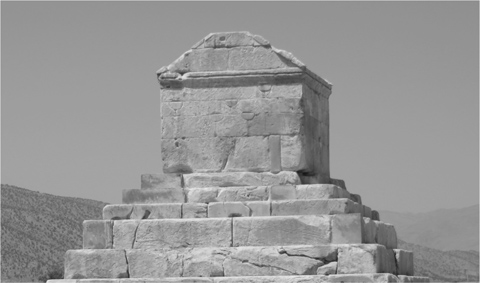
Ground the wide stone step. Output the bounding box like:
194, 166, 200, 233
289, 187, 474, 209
85, 214, 398, 250
64, 245, 415, 279
103, 199, 365, 220
123, 183, 352, 204
49, 274, 430, 283
84, 214, 366, 250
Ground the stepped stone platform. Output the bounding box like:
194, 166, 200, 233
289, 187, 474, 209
48, 32, 428, 283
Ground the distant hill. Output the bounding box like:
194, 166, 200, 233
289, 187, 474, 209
1, 184, 108, 282
379, 204, 479, 252
399, 239, 479, 282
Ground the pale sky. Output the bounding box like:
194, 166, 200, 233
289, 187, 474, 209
1, 1, 478, 213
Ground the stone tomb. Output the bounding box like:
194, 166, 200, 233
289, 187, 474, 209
49, 32, 429, 283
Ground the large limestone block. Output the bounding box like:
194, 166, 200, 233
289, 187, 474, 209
162, 137, 236, 173
280, 135, 307, 171
394, 249, 414, 276
279, 245, 338, 262
233, 215, 331, 246
82, 220, 113, 249
363, 217, 378, 244
113, 220, 141, 249
64, 250, 128, 279
127, 218, 232, 249
223, 136, 270, 172
224, 246, 323, 276
271, 199, 357, 216
182, 247, 228, 277
141, 173, 182, 190
183, 171, 300, 188
316, 262, 337, 275
122, 188, 185, 204
183, 203, 208, 218
207, 201, 269, 218
331, 213, 363, 244
375, 221, 398, 249
126, 249, 183, 278
337, 244, 395, 274
216, 186, 269, 202
269, 184, 350, 201
208, 202, 251, 218
103, 204, 182, 220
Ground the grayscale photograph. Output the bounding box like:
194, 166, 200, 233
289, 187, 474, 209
1, 1, 478, 282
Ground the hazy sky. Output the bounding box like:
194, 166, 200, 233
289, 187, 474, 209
2, 1, 478, 213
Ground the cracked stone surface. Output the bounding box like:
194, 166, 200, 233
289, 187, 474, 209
131, 218, 232, 249
337, 244, 396, 275
64, 250, 128, 279
233, 215, 331, 247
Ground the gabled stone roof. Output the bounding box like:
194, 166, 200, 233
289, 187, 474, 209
157, 31, 332, 90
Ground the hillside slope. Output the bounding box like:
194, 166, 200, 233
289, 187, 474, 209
399, 239, 479, 282
380, 204, 479, 251
1, 184, 108, 282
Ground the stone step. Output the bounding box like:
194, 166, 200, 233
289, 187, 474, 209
103, 199, 364, 220
49, 274, 430, 283
121, 184, 379, 221
64, 245, 414, 279
85, 214, 367, 250
85, 214, 397, 251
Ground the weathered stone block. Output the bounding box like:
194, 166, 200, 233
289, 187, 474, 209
141, 173, 182, 190
233, 215, 331, 247
279, 245, 337, 262
183, 171, 300, 188
296, 184, 350, 199
228, 47, 288, 70
269, 135, 282, 173
224, 136, 270, 172
331, 213, 363, 244
394, 249, 414, 276
64, 250, 128, 279
362, 217, 377, 244
317, 261, 337, 275
337, 244, 394, 274
271, 199, 356, 216
350, 193, 362, 204
363, 205, 372, 219
182, 203, 208, 218
224, 246, 323, 276
162, 137, 236, 173
280, 135, 307, 172
82, 220, 113, 249
372, 210, 380, 221
269, 185, 296, 200
122, 188, 185, 204
113, 220, 140, 249
375, 221, 398, 249
208, 202, 251, 218
126, 249, 183, 278
103, 204, 182, 220
216, 186, 269, 202
187, 187, 219, 203
182, 247, 227, 277
131, 218, 232, 249
246, 201, 270, 216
